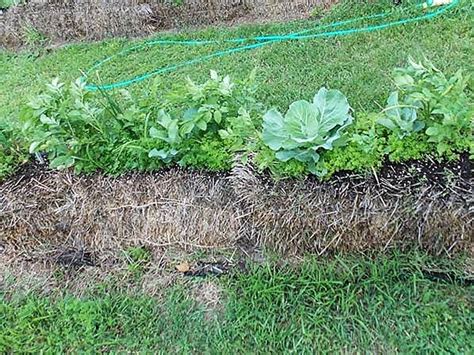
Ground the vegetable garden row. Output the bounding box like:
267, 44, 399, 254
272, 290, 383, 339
1, 58, 472, 181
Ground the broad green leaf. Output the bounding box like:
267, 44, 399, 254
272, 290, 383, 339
218, 129, 230, 139
157, 109, 172, 128
262, 109, 287, 151
196, 120, 207, 131
377, 118, 397, 130
39, 114, 57, 125
29, 141, 41, 154
413, 121, 425, 132
286, 100, 320, 143
394, 74, 415, 88
275, 150, 299, 162
50, 155, 74, 169
149, 127, 165, 140
313, 87, 351, 134
148, 148, 168, 159
183, 108, 198, 122
168, 120, 179, 144
148, 148, 179, 163
210, 70, 219, 81
379, 91, 422, 138
180, 122, 195, 136
425, 126, 439, 136
214, 110, 222, 124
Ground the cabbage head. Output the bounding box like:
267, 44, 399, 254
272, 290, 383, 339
262, 87, 353, 175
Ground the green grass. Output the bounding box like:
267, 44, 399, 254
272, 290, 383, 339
1, 255, 472, 353
1, 0, 472, 119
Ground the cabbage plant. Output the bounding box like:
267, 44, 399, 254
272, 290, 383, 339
377, 91, 424, 139
262, 87, 353, 175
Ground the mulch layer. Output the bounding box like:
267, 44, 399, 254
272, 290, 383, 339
1, 154, 472, 265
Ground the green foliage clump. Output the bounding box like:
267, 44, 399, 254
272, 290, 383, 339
385, 133, 432, 162
21, 78, 161, 174
322, 113, 386, 176
179, 134, 233, 171
20, 71, 263, 175
391, 58, 473, 157
377, 91, 424, 139
258, 58, 473, 179
254, 144, 308, 179
14, 58, 474, 180
145, 70, 262, 168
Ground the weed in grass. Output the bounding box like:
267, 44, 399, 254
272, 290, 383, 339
125, 246, 152, 277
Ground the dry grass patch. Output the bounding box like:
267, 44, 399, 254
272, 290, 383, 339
1, 0, 337, 48
0, 165, 240, 262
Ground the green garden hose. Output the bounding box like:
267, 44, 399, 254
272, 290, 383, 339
81, 0, 459, 91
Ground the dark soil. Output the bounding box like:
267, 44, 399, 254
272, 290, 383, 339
328, 152, 472, 198
10, 151, 472, 196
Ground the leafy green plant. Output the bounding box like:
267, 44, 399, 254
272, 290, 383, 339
148, 110, 181, 163
351, 127, 379, 154
391, 58, 473, 155
179, 134, 233, 171
21, 78, 159, 174
20, 71, 262, 174
385, 133, 431, 162
16, 59, 472, 180
147, 70, 262, 166
318, 112, 386, 177
262, 87, 353, 175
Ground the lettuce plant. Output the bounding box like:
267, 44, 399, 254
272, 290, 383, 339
262, 87, 353, 175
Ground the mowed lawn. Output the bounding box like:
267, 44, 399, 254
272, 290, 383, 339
1, 0, 472, 119
1, 255, 473, 353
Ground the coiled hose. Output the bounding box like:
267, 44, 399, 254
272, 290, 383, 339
81, 0, 459, 91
